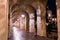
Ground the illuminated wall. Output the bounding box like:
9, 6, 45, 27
29, 13, 35, 33
56, 0, 60, 40
0, 0, 8, 40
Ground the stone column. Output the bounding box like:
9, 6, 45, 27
57, 9, 60, 40
31, 1, 47, 36
0, 0, 8, 40
56, 0, 60, 40
36, 2, 46, 36
40, 4, 46, 36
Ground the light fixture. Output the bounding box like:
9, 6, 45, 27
48, 13, 51, 17
21, 14, 25, 18
52, 18, 55, 21
47, 10, 52, 18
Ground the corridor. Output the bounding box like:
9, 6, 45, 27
8, 0, 57, 40
0, 0, 60, 40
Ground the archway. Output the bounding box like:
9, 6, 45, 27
20, 4, 36, 33
9, 7, 29, 39
46, 0, 58, 40
9, 0, 47, 37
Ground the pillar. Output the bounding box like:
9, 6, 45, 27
0, 0, 8, 40
36, 2, 46, 36
31, 1, 47, 36
40, 4, 46, 36
56, 0, 60, 40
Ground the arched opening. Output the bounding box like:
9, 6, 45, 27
46, 0, 57, 40
20, 4, 36, 33
19, 14, 26, 30
9, 7, 29, 38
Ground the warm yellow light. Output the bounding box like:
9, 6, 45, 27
21, 14, 25, 18
52, 18, 54, 21
48, 13, 51, 17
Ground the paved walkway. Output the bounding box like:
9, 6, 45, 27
8, 27, 53, 40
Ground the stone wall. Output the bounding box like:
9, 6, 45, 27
56, 0, 60, 40
0, 0, 8, 40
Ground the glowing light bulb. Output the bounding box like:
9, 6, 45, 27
21, 14, 25, 18
52, 18, 54, 21
48, 13, 51, 17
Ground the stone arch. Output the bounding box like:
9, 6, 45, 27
20, 4, 36, 14
20, 4, 36, 33
10, 7, 29, 32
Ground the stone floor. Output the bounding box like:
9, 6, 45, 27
8, 27, 53, 40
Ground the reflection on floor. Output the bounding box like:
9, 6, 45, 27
8, 27, 53, 40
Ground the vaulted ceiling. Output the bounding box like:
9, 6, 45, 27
9, 0, 48, 22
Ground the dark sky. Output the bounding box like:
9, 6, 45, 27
46, 0, 56, 17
